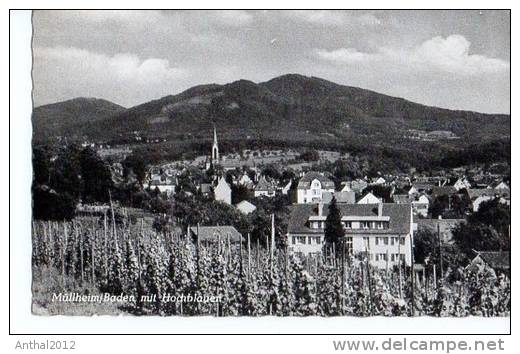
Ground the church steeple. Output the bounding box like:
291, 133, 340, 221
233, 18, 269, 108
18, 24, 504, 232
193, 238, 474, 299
211, 125, 219, 162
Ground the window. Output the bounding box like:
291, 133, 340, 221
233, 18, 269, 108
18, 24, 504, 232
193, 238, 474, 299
363, 237, 370, 249
345, 237, 353, 254
375, 237, 379, 245
316, 237, 322, 245
391, 254, 395, 262
292, 237, 296, 245
400, 237, 406, 245
344, 221, 352, 229
383, 237, 389, 245
361, 221, 370, 229
377, 221, 384, 229
313, 189, 319, 195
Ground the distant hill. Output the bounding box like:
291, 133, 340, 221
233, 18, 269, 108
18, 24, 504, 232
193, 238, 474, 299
32, 74, 510, 148
33, 97, 125, 140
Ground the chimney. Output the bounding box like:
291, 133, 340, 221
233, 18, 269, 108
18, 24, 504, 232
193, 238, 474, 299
378, 202, 383, 218
318, 202, 323, 217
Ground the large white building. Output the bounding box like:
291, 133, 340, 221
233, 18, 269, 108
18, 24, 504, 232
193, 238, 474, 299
287, 202, 414, 268
296, 171, 335, 204
214, 177, 232, 205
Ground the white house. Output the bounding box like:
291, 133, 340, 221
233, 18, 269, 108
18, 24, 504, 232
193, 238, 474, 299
411, 194, 430, 217
453, 177, 471, 191
340, 183, 352, 192
287, 202, 413, 268
296, 171, 335, 204
214, 177, 232, 205
149, 176, 177, 197
494, 181, 510, 191
357, 192, 381, 204
280, 179, 292, 195
238, 173, 253, 186
235, 200, 256, 215
372, 177, 386, 185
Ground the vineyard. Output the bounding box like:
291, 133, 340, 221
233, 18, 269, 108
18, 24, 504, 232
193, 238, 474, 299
31, 216, 510, 317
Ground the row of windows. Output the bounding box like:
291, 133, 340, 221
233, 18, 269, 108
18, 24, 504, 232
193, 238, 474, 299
291, 236, 322, 245
344, 221, 389, 230
291, 236, 405, 247
374, 253, 405, 262
310, 221, 390, 230
374, 236, 406, 246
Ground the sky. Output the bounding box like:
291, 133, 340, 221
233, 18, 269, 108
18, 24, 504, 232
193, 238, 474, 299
32, 10, 510, 114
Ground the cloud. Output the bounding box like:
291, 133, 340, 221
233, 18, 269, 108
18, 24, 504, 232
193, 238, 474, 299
285, 10, 381, 27
33, 46, 189, 106
210, 10, 254, 27
315, 47, 371, 64
316, 34, 509, 76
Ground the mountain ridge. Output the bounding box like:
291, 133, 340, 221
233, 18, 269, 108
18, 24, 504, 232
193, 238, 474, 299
32, 74, 510, 146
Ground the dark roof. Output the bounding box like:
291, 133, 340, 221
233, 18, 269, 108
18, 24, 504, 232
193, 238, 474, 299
475, 251, 510, 270
189, 226, 243, 243
150, 176, 176, 186
297, 171, 335, 190
393, 194, 411, 204
431, 186, 458, 198
322, 191, 355, 204
416, 218, 465, 233
412, 182, 435, 191
255, 177, 276, 192
466, 188, 498, 200
199, 183, 212, 194
288, 203, 411, 235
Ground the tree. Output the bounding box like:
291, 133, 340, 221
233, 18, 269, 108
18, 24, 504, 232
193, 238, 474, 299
453, 223, 506, 256
324, 196, 344, 246
80, 147, 113, 203
122, 153, 147, 185
468, 199, 510, 237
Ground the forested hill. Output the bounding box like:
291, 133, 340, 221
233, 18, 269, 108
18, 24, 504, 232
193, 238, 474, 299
32, 74, 510, 147
32, 97, 126, 140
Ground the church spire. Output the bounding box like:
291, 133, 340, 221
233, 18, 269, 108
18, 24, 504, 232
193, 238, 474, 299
211, 124, 219, 162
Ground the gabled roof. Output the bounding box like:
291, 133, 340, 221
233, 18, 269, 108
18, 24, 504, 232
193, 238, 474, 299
357, 192, 380, 204
473, 251, 510, 270
411, 182, 435, 192
287, 203, 411, 235
189, 226, 243, 243
297, 171, 335, 190
236, 200, 255, 208
431, 186, 458, 198
466, 188, 497, 201
255, 177, 276, 192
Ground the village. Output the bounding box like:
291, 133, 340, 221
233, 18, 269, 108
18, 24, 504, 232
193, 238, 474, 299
86, 126, 511, 275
